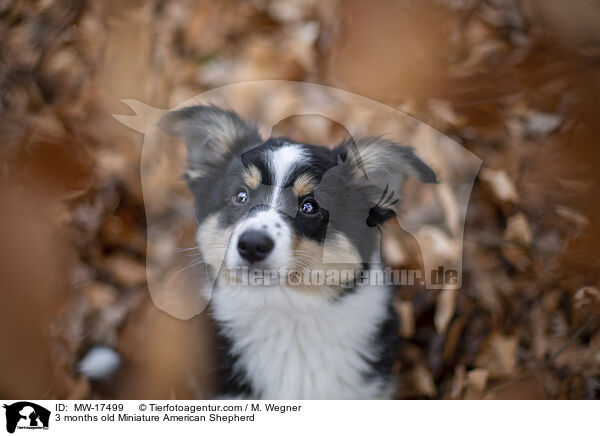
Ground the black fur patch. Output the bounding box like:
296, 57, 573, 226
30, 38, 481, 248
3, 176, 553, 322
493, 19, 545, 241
361, 299, 399, 387
214, 320, 257, 397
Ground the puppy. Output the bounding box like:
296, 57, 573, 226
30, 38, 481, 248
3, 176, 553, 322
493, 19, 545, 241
160, 105, 436, 399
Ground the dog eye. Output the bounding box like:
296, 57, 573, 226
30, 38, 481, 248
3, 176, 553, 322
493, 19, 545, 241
300, 199, 318, 214
232, 187, 249, 204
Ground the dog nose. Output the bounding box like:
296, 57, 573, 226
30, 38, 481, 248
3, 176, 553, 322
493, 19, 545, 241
237, 230, 274, 263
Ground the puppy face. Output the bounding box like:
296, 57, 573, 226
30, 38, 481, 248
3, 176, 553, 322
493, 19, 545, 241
159, 106, 436, 297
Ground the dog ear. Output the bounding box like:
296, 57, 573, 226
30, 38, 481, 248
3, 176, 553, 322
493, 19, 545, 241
334, 137, 437, 227
158, 105, 261, 180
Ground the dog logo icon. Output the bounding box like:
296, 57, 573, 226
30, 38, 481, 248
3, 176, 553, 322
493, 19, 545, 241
3, 402, 50, 433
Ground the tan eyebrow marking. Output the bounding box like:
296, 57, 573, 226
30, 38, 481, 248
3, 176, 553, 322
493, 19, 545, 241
243, 164, 262, 189
293, 173, 317, 197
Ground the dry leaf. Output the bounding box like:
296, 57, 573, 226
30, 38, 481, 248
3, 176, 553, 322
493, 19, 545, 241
104, 255, 147, 287
524, 112, 562, 137
480, 168, 518, 203
573, 286, 600, 326
394, 300, 415, 338
475, 334, 518, 378
466, 368, 489, 393
505, 213, 532, 246
83, 282, 118, 310
434, 289, 457, 334
449, 364, 466, 399
410, 365, 437, 398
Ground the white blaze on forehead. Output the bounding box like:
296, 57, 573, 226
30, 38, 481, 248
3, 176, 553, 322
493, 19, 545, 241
269, 145, 309, 207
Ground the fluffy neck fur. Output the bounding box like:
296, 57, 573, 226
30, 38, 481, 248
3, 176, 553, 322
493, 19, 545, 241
210, 270, 397, 399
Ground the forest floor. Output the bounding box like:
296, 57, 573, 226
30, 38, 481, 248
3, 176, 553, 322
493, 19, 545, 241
0, 0, 599, 399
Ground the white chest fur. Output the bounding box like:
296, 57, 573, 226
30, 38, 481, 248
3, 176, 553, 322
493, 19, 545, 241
211, 282, 394, 399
